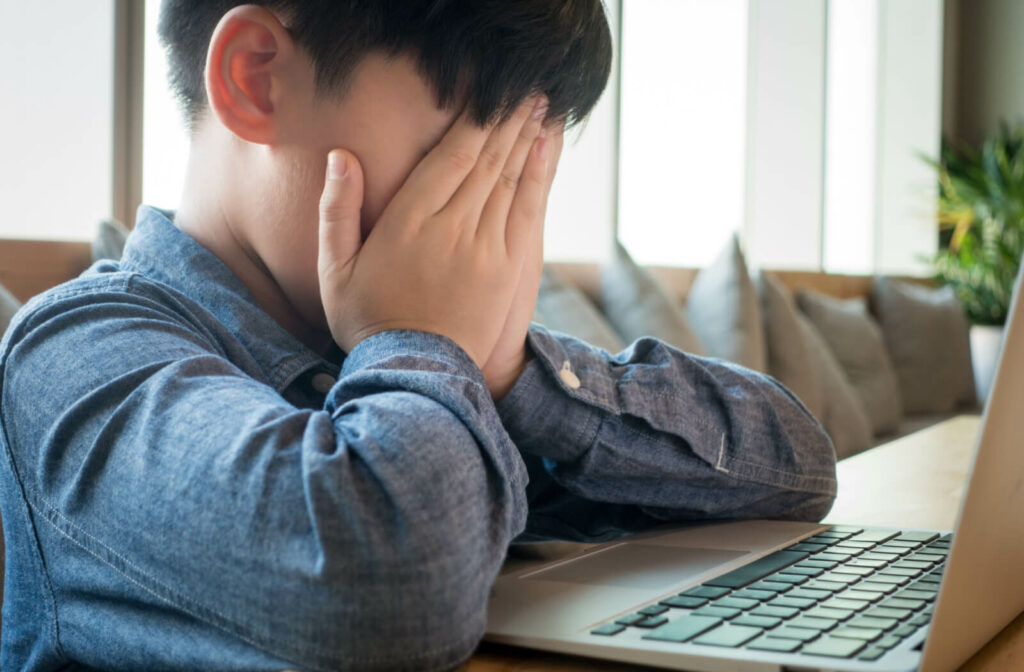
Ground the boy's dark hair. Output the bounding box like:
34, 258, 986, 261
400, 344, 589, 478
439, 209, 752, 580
159, 0, 613, 130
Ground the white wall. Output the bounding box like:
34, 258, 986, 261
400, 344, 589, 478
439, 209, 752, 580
0, 0, 114, 240
744, 0, 827, 270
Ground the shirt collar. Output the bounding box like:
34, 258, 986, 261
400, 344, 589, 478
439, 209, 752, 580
119, 206, 338, 391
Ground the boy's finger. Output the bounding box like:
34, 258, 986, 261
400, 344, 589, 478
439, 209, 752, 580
387, 106, 493, 218
476, 96, 548, 247
540, 123, 565, 210
318, 150, 365, 282
444, 96, 541, 228
505, 136, 550, 260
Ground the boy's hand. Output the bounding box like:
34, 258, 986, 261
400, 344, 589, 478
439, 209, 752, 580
317, 97, 550, 370
480, 124, 564, 400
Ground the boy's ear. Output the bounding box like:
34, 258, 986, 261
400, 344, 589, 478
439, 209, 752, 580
205, 5, 296, 145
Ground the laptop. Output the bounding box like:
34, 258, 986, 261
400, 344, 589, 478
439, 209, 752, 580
485, 265, 1024, 672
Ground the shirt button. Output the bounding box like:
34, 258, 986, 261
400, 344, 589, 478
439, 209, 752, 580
311, 372, 337, 395
559, 360, 581, 390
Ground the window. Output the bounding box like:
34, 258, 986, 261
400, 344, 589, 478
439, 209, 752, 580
617, 0, 749, 267
0, 0, 115, 240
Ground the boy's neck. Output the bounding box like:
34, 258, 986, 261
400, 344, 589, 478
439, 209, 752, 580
174, 126, 335, 358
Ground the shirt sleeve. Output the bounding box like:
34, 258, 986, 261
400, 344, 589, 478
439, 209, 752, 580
0, 277, 527, 672
497, 324, 838, 543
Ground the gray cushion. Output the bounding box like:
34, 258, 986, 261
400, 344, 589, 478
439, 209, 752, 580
92, 218, 130, 262
600, 242, 705, 355
686, 235, 767, 371
533, 267, 624, 353
872, 277, 976, 413
797, 289, 903, 436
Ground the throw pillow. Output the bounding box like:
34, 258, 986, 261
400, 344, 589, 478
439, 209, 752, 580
686, 234, 767, 371
534, 267, 624, 353
758, 272, 823, 418
799, 314, 874, 459
92, 218, 131, 262
872, 277, 976, 413
797, 289, 903, 436
0, 282, 21, 335
600, 242, 705, 355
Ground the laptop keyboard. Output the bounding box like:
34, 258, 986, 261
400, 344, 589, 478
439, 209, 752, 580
589, 526, 951, 662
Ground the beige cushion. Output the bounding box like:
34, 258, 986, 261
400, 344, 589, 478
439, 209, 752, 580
759, 272, 871, 458
872, 277, 976, 413
600, 242, 705, 354
797, 289, 903, 436
534, 267, 624, 353
686, 235, 767, 371
758, 272, 823, 417
799, 314, 874, 459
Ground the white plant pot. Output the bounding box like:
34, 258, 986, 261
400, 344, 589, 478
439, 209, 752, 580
971, 324, 1006, 406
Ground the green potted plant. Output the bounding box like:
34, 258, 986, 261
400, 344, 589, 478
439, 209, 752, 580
929, 122, 1024, 403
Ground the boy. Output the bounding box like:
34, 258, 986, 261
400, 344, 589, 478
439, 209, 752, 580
0, 1, 837, 670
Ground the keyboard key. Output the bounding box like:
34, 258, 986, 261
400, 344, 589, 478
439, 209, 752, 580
832, 627, 883, 641
801, 636, 866, 658
875, 545, 913, 556
635, 615, 669, 628
857, 582, 897, 594
851, 530, 899, 544
732, 614, 781, 629
731, 588, 776, 601
591, 623, 625, 636
660, 595, 707, 609
858, 645, 887, 661
682, 585, 730, 599
861, 552, 900, 562
899, 589, 937, 601
886, 540, 923, 549
639, 604, 669, 616
693, 606, 742, 619
769, 626, 821, 642
693, 624, 762, 648
847, 558, 887, 569
908, 614, 931, 627
894, 560, 931, 571
877, 635, 903, 649
880, 567, 921, 578
770, 596, 816, 609
893, 624, 919, 638
807, 535, 842, 546
828, 526, 865, 534
803, 580, 847, 593
827, 567, 873, 579
747, 636, 803, 652
614, 613, 646, 626
714, 596, 760, 611
817, 551, 856, 562
798, 559, 839, 570
749, 580, 792, 593
643, 615, 722, 643
781, 566, 824, 577
838, 590, 884, 603
769, 574, 808, 585
788, 543, 828, 553
850, 615, 899, 630
881, 597, 925, 610
787, 588, 831, 601
703, 550, 808, 589
909, 553, 944, 564
836, 540, 874, 549
788, 616, 838, 631
806, 606, 855, 622
896, 532, 940, 544
867, 606, 912, 620
751, 605, 800, 619
821, 598, 870, 612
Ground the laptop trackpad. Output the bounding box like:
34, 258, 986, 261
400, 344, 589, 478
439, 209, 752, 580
524, 543, 747, 591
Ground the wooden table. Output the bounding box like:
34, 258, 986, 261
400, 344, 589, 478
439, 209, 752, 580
466, 415, 1024, 671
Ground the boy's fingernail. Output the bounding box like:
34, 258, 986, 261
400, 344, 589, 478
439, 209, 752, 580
532, 95, 549, 120
328, 151, 348, 179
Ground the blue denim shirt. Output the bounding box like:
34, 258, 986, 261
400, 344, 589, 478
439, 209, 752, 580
0, 206, 836, 671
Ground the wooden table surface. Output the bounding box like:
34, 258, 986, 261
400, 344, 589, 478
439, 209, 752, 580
466, 416, 1024, 671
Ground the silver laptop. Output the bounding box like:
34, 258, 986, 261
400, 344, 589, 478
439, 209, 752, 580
485, 266, 1024, 672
